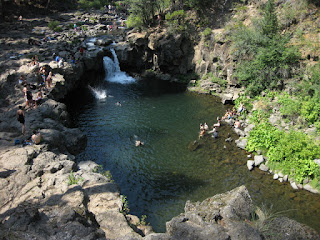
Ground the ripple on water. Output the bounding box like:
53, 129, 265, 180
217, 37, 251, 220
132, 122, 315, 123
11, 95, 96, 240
72, 82, 320, 233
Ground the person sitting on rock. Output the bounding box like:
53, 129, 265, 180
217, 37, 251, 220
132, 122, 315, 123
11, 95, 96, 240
18, 75, 27, 86
31, 130, 42, 144
213, 117, 221, 127
58, 58, 64, 68
234, 120, 241, 129
237, 102, 244, 115
204, 122, 209, 131
35, 91, 43, 108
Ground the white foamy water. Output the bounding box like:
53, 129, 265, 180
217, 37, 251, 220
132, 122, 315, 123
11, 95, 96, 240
103, 48, 136, 84
88, 85, 107, 99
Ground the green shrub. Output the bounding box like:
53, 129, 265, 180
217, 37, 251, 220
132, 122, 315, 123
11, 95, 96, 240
165, 10, 187, 33
93, 165, 114, 182
48, 21, 60, 30
202, 72, 226, 88
267, 131, 320, 183
126, 14, 143, 29
202, 28, 212, 38
120, 195, 130, 214
246, 121, 320, 183
246, 122, 282, 153
231, 0, 300, 97
68, 171, 84, 185
278, 0, 308, 28
78, 0, 109, 10
54, 26, 63, 32
278, 93, 301, 121
300, 97, 320, 124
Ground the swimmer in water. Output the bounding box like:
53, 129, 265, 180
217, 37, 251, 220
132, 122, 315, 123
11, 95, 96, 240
135, 140, 144, 146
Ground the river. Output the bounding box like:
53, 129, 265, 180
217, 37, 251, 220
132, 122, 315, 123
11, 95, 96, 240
68, 50, 320, 233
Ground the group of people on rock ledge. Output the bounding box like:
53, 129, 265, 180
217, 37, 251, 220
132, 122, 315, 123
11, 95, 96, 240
15, 55, 55, 145
198, 103, 246, 139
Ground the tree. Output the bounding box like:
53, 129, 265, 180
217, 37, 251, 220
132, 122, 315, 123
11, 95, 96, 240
262, 0, 278, 37
125, 0, 170, 27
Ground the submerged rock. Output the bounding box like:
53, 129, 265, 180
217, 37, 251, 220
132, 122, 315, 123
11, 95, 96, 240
188, 140, 200, 151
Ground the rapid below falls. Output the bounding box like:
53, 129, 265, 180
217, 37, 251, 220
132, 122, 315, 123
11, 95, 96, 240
68, 48, 320, 233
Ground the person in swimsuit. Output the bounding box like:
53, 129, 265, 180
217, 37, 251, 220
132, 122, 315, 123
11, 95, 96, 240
16, 106, 25, 135
35, 91, 43, 108
31, 130, 42, 144
46, 71, 53, 88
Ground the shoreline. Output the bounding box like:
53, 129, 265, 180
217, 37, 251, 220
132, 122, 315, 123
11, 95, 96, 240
187, 83, 320, 195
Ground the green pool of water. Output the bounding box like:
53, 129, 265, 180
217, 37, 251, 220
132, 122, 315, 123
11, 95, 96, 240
71, 81, 320, 233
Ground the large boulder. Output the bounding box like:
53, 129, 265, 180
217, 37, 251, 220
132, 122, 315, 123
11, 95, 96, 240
164, 186, 261, 240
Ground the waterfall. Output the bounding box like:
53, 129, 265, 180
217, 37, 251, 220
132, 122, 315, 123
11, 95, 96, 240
103, 48, 135, 84
88, 85, 107, 100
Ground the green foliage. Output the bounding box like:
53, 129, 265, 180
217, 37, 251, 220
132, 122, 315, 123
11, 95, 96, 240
126, 14, 143, 28
120, 195, 130, 214
202, 72, 226, 88
140, 215, 148, 226
81, 25, 89, 31
278, 0, 308, 28
310, 178, 320, 192
262, 0, 278, 37
234, 95, 253, 112
68, 171, 84, 185
165, 10, 187, 33
93, 165, 114, 182
48, 21, 60, 31
246, 122, 320, 183
125, 0, 159, 27
267, 131, 320, 183
184, 0, 214, 11
278, 93, 301, 121
300, 96, 320, 123
78, 0, 109, 10
231, 0, 300, 97
246, 122, 282, 153
202, 28, 212, 38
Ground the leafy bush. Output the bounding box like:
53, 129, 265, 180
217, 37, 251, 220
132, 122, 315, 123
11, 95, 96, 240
246, 122, 320, 183
278, 93, 301, 121
231, 0, 300, 97
78, 0, 109, 10
165, 10, 187, 33
202, 72, 226, 88
267, 131, 320, 183
126, 14, 143, 29
48, 21, 60, 30
202, 27, 212, 38
246, 122, 282, 153
120, 195, 130, 214
301, 96, 320, 123
68, 171, 84, 185
278, 0, 308, 28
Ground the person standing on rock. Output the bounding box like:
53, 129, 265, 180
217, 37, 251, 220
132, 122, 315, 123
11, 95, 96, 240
16, 106, 25, 135
46, 71, 52, 88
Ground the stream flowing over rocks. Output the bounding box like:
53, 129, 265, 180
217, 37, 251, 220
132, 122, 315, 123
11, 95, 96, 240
0, 9, 320, 240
